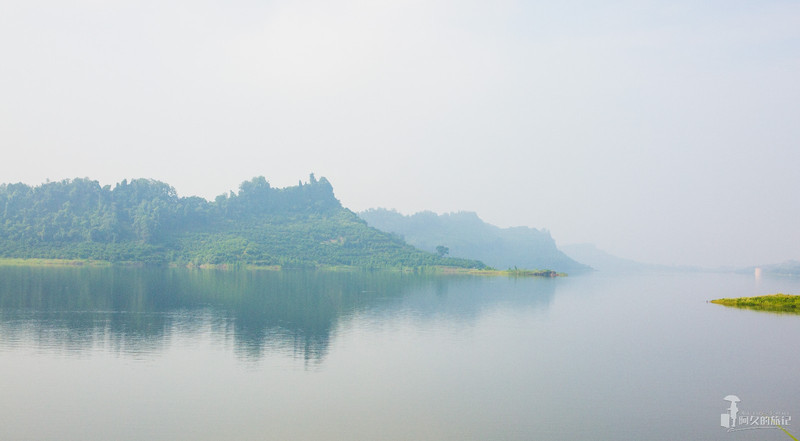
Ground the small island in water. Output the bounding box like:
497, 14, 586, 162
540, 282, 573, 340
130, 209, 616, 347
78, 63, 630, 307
710, 294, 800, 314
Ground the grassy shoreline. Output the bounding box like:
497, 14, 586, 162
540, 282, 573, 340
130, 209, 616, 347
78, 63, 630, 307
710, 294, 800, 314
0, 257, 115, 267
0, 258, 565, 277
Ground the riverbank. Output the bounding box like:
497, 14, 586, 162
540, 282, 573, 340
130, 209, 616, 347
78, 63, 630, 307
0, 258, 114, 267
710, 294, 800, 314
0, 258, 564, 277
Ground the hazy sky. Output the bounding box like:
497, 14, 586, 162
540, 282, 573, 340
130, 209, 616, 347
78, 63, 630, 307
2, 0, 798, 267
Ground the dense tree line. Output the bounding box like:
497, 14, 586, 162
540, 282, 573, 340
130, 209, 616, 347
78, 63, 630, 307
0, 175, 484, 269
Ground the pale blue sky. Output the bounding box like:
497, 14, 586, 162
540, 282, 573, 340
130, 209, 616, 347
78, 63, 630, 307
2, 0, 798, 267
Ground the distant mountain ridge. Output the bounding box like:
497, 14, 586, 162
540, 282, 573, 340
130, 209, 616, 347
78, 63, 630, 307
559, 243, 655, 273
741, 260, 800, 276
560, 243, 706, 273
358, 209, 591, 273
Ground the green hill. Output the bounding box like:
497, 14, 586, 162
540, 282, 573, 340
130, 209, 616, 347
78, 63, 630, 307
359, 209, 591, 273
0, 175, 484, 269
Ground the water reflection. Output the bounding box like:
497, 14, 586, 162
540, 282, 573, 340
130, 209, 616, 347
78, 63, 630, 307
0, 266, 556, 363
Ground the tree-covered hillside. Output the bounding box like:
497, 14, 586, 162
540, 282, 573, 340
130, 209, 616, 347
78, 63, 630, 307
0, 175, 483, 269
359, 209, 591, 273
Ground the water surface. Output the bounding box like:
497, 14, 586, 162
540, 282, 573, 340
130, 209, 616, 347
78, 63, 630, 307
0, 267, 798, 440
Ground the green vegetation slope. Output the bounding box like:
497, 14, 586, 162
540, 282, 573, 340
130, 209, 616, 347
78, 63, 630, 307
0, 175, 484, 269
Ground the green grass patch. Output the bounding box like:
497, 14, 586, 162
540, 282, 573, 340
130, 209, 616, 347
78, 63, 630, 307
710, 294, 800, 314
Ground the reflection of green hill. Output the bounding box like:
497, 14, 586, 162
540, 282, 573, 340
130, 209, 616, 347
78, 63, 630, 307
0, 267, 558, 363
0, 266, 419, 362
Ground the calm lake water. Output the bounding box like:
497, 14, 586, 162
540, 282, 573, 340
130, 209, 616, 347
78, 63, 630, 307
0, 266, 798, 441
